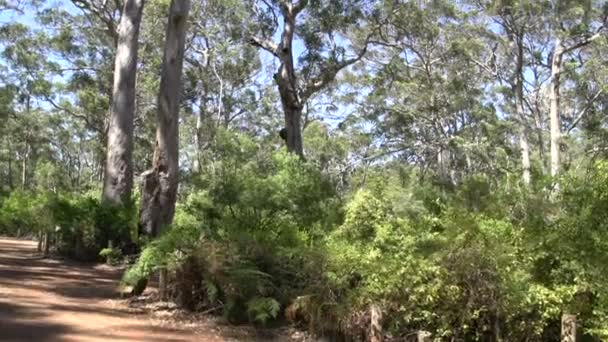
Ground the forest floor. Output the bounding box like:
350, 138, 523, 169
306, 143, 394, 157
0, 238, 302, 342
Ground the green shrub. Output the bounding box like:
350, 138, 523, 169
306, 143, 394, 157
0, 190, 137, 261
121, 138, 608, 340
124, 142, 338, 324
99, 246, 123, 265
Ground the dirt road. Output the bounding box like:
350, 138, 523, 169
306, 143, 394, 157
0, 238, 225, 342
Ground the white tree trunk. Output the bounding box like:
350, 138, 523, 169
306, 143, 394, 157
519, 131, 531, 184
21, 140, 29, 190
549, 38, 563, 178
193, 97, 204, 174
7, 138, 13, 189
514, 33, 531, 185
139, 0, 190, 237
102, 0, 145, 205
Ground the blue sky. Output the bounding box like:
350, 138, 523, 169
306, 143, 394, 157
1, 0, 79, 25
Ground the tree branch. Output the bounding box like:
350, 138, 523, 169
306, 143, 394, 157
292, 0, 308, 15
362, 147, 407, 161
44, 95, 101, 133
71, 0, 119, 44
0, 0, 25, 13
562, 27, 606, 54
301, 40, 369, 101
248, 36, 279, 57
469, 57, 498, 78
566, 89, 603, 134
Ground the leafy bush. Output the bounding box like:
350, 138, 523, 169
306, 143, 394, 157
0, 191, 55, 237
124, 136, 338, 324
120, 148, 608, 340
0, 190, 137, 261
99, 246, 123, 265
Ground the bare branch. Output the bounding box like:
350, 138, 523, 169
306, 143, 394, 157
562, 27, 606, 54
362, 147, 407, 161
367, 39, 399, 49
566, 89, 603, 134
44, 95, 101, 133
249, 36, 279, 57
469, 57, 498, 78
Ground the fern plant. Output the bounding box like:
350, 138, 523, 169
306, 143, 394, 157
246, 297, 281, 324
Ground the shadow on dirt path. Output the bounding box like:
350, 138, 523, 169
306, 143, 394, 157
0, 238, 225, 342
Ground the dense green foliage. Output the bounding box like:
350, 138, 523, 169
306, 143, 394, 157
1, 0, 608, 340
115, 130, 608, 339
0, 190, 136, 260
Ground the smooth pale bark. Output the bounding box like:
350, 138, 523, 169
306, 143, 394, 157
139, 0, 190, 237
519, 132, 531, 184
193, 97, 204, 174
533, 103, 547, 175
22, 92, 31, 190
158, 267, 168, 300
76, 139, 83, 190
549, 38, 563, 179
21, 141, 28, 190
437, 149, 452, 186
7, 138, 12, 190
134, 0, 190, 298
193, 112, 202, 173
275, 5, 304, 157
102, 0, 145, 205
514, 33, 531, 185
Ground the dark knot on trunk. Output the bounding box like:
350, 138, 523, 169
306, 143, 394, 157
279, 127, 288, 141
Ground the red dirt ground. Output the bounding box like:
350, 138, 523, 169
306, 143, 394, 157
0, 238, 250, 342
